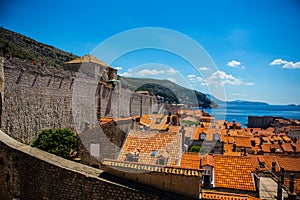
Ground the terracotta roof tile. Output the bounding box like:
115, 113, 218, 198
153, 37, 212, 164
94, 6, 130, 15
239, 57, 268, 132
118, 130, 181, 166
261, 144, 282, 153
291, 142, 300, 152
140, 114, 172, 131
249, 155, 300, 172
180, 152, 200, 169
281, 143, 294, 153
201, 190, 261, 200
214, 155, 256, 191
201, 154, 214, 166
193, 126, 222, 141
168, 126, 181, 133
281, 135, 292, 142
234, 136, 252, 148
276, 156, 300, 172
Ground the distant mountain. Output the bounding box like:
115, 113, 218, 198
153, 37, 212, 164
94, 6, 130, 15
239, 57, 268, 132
0, 27, 78, 68
121, 77, 217, 108
228, 100, 269, 106
205, 94, 269, 106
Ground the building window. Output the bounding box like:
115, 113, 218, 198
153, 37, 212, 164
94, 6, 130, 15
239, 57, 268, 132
213, 133, 220, 141
200, 132, 206, 141
150, 150, 158, 157
157, 157, 166, 165
125, 153, 134, 162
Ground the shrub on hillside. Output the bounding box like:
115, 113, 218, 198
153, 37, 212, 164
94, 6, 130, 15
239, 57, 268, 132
32, 128, 78, 159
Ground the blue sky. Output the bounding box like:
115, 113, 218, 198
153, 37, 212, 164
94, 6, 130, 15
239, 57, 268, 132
1, 0, 300, 105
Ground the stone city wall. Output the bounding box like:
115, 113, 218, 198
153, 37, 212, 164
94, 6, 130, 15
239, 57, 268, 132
0, 58, 158, 144
0, 130, 162, 200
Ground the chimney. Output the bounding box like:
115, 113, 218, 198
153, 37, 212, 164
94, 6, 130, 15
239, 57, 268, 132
272, 161, 276, 171
289, 173, 295, 194
232, 142, 236, 152
287, 173, 298, 200
277, 168, 284, 200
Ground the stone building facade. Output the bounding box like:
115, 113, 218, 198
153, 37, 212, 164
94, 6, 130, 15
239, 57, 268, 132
0, 56, 157, 144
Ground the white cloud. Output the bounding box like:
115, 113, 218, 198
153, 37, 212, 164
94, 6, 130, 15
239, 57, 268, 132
119, 72, 133, 77
196, 77, 204, 82
199, 66, 209, 71
137, 69, 164, 76
166, 68, 177, 74
187, 74, 196, 81
282, 61, 300, 69
244, 82, 255, 86
115, 66, 122, 70
167, 77, 176, 83
269, 59, 300, 69
207, 70, 242, 86
232, 93, 248, 96
227, 60, 241, 67
269, 58, 288, 65
187, 74, 196, 78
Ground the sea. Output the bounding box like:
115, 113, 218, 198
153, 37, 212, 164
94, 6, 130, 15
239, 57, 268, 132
202, 104, 300, 127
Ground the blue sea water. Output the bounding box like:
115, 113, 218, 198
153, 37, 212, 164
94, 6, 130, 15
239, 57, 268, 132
202, 104, 300, 127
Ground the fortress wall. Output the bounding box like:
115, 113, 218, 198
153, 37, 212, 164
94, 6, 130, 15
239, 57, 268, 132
1, 61, 76, 144
111, 87, 132, 118
0, 130, 159, 200
0, 58, 158, 145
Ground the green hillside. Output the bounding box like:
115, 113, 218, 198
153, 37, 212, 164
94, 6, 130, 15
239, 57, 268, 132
0, 27, 78, 68
120, 77, 217, 108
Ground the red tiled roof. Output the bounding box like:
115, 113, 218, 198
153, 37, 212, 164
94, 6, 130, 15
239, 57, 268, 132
281, 135, 292, 142
250, 155, 300, 172
223, 136, 235, 144
201, 190, 261, 200
118, 130, 181, 166
249, 155, 279, 172
261, 144, 282, 153
168, 126, 181, 133
201, 154, 214, 166
214, 155, 256, 191
178, 109, 195, 116
291, 142, 300, 152
234, 136, 252, 148
276, 156, 300, 172
281, 143, 294, 153
140, 114, 171, 131
140, 114, 151, 126
180, 152, 200, 169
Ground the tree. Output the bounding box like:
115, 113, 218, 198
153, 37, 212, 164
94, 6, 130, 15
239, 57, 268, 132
32, 128, 78, 159
189, 145, 201, 152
